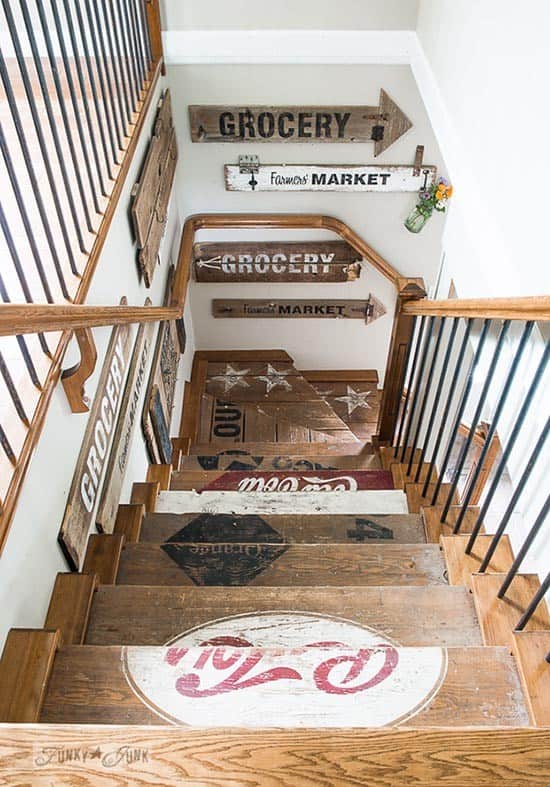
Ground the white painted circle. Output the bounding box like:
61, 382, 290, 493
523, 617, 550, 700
123, 611, 446, 727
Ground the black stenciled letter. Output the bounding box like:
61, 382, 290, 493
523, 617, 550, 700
219, 112, 235, 136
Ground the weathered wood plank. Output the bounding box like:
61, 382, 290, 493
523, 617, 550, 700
40, 645, 528, 728
190, 441, 367, 456
194, 241, 361, 282
441, 535, 514, 591
213, 297, 386, 323
130, 482, 160, 513
146, 464, 173, 491
422, 506, 484, 543
302, 369, 379, 383
379, 446, 422, 470
196, 350, 293, 362
113, 503, 144, 543
87, 584, 480, 648
405, 483, 459, 514
472, 574, 550, 648
512, 631, 550, 726
0, 630, 59, 722
82, 534, 124, 585
115, 543, 446, 587
179, 452, 380, 472
174, 469, 393, 493
156, 489, 409, 515
44, 573, 98, 646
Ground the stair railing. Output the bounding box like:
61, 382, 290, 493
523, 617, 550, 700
383, 294, 550, 636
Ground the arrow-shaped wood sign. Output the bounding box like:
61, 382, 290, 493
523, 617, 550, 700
189, 90, 412, 154
212, 298, 386, 325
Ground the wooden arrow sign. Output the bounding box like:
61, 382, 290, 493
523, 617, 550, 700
212, 298, 386, 324
189, 90, 412, 154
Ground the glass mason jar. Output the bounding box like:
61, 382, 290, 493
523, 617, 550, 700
405, 203, 433, 233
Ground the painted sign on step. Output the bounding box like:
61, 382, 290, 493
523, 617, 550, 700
225, 164, 436, 192
201, 470, 393, 493
123, 612, 446, 727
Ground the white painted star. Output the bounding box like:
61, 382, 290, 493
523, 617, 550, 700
210, 364, 251, 393
334, 385, 373, 416
256, 363, 293, 393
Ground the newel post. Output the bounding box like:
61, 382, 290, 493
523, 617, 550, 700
375, 277, 427, 446
145, 1, 165, 75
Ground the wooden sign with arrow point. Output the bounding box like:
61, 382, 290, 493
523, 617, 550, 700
189, 90, 412, 155
212, 298, 386, 324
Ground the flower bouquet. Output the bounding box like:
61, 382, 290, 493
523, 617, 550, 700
405, 177, 453, 233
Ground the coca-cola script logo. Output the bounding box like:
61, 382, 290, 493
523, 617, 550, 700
237, 475, 358, 492
123, 612, 446, 727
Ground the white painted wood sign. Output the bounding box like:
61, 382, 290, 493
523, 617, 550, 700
225, 164, 436, 192
123, 612, 446, 727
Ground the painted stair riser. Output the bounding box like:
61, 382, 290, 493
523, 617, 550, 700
171, 470, 393, 492
179, 454, 381, 471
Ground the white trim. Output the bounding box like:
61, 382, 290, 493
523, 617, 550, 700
162, 30, 417, 65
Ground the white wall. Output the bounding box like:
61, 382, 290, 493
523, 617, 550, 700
160, 0, 420, 31
415, 0, 550, 296
0, 79, 195, 650
167, 63, 447, 374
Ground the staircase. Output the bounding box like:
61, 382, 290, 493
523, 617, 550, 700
0, 350, 548, 784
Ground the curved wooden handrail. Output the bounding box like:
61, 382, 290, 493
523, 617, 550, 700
402, 296, 550, 321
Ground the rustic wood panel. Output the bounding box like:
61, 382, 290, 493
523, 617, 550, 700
146, 464, 173, 491
472, 574, 550, 648
275, 421, 310, 442
0, 630, 59, 722
113, 503, 144, 544
192, 469, 393, 493
179, 452, 380, 472
254, 401, 351, 434
82, 534, 124, 585
87, 584, 479, 648
303, 369, 379, 383
405, 483, 459, 514
3, 726, 549, 786
194, 241, 361, 282
96, 314, 156, 533
422, 506, 484, 543
311, 381, 380, 427
116, 543, 446, 587
44, 573, 97, 646
213, 298, 386, 323
190, 94, 411, 152
441, 535, 514, 591
190, 441, 367, 456
140, 512, 425, 545
197, 350, 294, 363
58, 318, 132, 570
512, 631, 550, 726
41, 645, 527, 728
130, 482, 160, 513
210, 399, 245, 442
379, 446, 422, 470
243, 405, 277, 442
226, 164, 436, 193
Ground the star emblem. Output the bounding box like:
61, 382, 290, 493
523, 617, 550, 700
334, 385, 373, 416
256, 363, 293, 393
210, 364, 251, 393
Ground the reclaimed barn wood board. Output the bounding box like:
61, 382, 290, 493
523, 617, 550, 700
58, 317, 132, 570
5, 727, 549, 786
96, 313, 156, 533
303, 369, 379, 383
140, 512, 424, 544
243, 404, 277, 442
311, 381, 381, 432
254, 401, 352, 433
87, 584, 480, 648
0, 630, 60, 723
149, 385, 172, 465
190, 441, 366, 456
194, 241, 361, 283
196, 470, 393, 493
422, 506, 484, 543
41, 645, 528, 727
226, 164, 436, 192
132, 91, 173, 246
179, 453, 380, 471
116, 543, 446, 587
441, 535, 514, 591
205, 369, 322, 402
213, 297, 386, 323
190, 94, 411, 152
156, 489, 409, 515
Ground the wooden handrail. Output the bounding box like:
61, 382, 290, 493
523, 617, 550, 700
0, 304, 181, 338
171, 213, 401, 306
402, 296, 550, 321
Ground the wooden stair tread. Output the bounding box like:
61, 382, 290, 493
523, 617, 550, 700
40, 645, 529, 727
140, 513, 426, 544
87, 585, 482, 647
190, 442, 369, 456
116, 543, 447, 587
180, 453, 381, 471
422, 506, 484, 543
155, 490, 409, 515
512, 631, 550, 726
441, 535, 514, 590
170, 469, 393, 492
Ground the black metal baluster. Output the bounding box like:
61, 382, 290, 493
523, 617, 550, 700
0, 200, 51, 357
0, 422, 16, 466
444, 320, 511, 524
498, 494, 550, 598
422, 319, 473, 496
0, 272, 41, 389
60, 0, 110, 195
48, 0, 102, 215
516, 571, 550, 631
82, 0, 124, 157
70, 0, 116, 178
407, 317, 446, 476
466, 340, 550, 550
431, 319, 491, 507
0, 352, 30, 427
126, 0, 146, 87
393, 316, 424, 457
477, 415, 550, 567
400, 316, 436, 463
88, 0, 128, 142
138, 0, 153, 66
414, 318, 459, 483
113, 0, 139, 110
14, 0, 88, 259
0, 105, 71, 303
456, 321, 535, 534
100, 0, 132, 128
